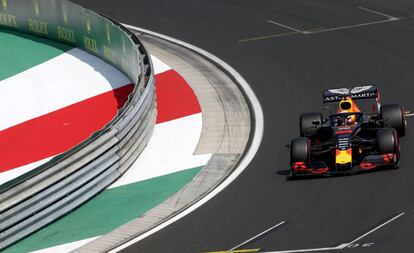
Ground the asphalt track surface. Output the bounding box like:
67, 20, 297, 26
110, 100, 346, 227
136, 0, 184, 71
73, 1, 414, 252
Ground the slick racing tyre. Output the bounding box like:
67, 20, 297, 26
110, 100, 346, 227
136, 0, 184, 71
380, 104, 406, 137
377, 128, 400, 168
377, 128, 397, 154
300, 112, 323, 137
290, 137, 310, 178
290, 137, 310, 163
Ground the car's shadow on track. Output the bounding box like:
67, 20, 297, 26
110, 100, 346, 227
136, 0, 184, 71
276, 166, 397, 181
276, 169, 290, 176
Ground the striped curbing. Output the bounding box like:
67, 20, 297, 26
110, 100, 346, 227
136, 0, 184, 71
3, 54, 212, 252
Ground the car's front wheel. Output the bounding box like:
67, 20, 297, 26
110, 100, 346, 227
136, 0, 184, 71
376, 128, 400, 169
290, 137, 310, 176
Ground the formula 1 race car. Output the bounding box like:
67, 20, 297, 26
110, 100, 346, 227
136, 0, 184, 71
289, 85, 407, 178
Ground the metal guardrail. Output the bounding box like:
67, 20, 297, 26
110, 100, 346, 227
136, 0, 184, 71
0, 0, 156, 250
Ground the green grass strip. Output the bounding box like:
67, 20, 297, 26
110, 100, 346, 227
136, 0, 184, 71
0, 29, 72, 81
5, 166, 203, 253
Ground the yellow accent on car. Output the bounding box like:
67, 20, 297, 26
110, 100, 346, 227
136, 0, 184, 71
336, 149, 352, 164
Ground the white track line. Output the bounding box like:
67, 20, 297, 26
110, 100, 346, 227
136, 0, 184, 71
358, 6, 399, 20
303, 18, 397, 34
269, 9, 399, 37
267, 20, 303, 33
263, 212, 405, 253
344, 212, 405, 246
262, 246, 341, 253
230, 221, 286, 251
405, 113, 414, 117
106, 23, 264, 253
304, 6, 400, 35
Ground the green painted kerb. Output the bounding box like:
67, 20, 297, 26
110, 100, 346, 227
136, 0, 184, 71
4, 166, 203, 253
0, 29, 72, 81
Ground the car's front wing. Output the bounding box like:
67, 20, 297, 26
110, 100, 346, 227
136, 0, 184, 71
290, 153, 397, 178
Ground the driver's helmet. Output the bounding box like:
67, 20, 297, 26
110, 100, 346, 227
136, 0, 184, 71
337, 96, 361, 124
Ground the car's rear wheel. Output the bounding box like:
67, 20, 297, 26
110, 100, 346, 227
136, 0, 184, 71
380, 104, 406, 137
377, 128, 400, 168
300, 112, 323, 137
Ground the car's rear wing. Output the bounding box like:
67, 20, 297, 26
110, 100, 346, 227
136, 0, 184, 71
323, 85, 379, 103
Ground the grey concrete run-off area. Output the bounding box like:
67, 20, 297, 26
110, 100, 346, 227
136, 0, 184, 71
73, 31, 252, 253
143, 34, 251, 155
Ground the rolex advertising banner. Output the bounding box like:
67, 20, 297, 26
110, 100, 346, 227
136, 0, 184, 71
0, 0, 141, 85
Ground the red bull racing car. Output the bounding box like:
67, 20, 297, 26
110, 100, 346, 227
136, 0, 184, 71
289, 85, 407, 178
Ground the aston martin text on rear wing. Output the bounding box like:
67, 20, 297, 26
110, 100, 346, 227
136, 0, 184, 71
323, 85, 379, 103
